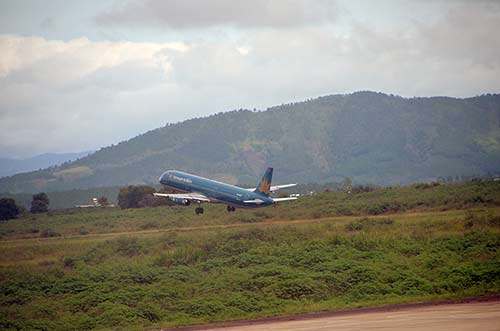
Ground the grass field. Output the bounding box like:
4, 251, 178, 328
1, 182, 500, 330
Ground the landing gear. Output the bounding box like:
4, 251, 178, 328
195, 207, 204, 215
227, 205, 236, 212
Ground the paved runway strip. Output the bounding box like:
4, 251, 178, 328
200, 301, 500, 331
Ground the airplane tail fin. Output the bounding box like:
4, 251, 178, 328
254, 167, 273, 196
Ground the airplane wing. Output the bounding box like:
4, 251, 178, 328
272, 197, 298, 202
244, 183, 297, 193
243, 198, 267, 204
270, 184, 297, 191
153, 192, 211, 203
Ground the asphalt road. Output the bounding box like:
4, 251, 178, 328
200, 301, 500, 331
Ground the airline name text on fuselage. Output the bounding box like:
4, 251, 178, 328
168, 174, 192, 184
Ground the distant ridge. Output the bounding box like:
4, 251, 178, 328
0, 151, 93, 179
1, 91, 499, 193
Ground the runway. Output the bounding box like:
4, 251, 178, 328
199, 300, 500, 331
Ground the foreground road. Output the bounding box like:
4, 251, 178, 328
200, 301, 500, 331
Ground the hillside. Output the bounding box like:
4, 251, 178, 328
1, 91, 499, 193
0, 151, 92, 178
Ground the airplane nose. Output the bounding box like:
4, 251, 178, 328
159, 170, 175, 184
159, 171, 169, 184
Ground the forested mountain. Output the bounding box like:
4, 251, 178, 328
0, 151, 92, 178
1, 92, 499, 193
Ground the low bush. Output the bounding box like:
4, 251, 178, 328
79, 228, 90, 235
63, 257, 76, 268
40, 229, 61, 237
345, 218, 394, 231
115, 237, 143, 257
140, 221, 159, 230
237, 215, 264, 223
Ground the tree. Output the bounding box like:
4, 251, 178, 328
117, 185, 155, 209
31, 192, 49, 213
0, 198, 20, 221
97, 196, 109, 206
137, 193, 172, 208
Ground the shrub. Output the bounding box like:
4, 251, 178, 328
155, 247, 205, 267
253, 210, 271, 218
380, 218, 394, 225
140, 221, 159, 230
181, 299, 226, 317
117, 185, 156, 209
462, 212, 500, 228
165, 265, 200, 282
115, 237, 143, 256
398, 242, 422, 256
97, 196, 109, 206
63, 257, 76, 268
40, 229, 61, 237
367, 204, 387, 215
237, 215, 263, 223
351, 185, 376, 193
0, 198, 20, 221
225, 292, 269, 313
488, 215, 500, 227
94, 302, 138, 327
345, 218, 394, 231
271, 278, 328, 301
137, 303, 162, 322
79, 228, 90, 235
60, 313, 96, 331
335, 207, 355, 216
31, 192, 50, 213
466, 195, 485, 204
118, 266, 160, 285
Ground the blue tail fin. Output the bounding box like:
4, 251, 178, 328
254, 167, 273, 196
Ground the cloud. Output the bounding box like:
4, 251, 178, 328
168, 5, 500, 99
418, 3, 500, 67
0, 35, 188, 157
95, 0, 337, 29
0, 2, 499, 157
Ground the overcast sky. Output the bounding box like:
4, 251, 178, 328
0, 0, 499, 158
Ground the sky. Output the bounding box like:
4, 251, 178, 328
0, 0, 499, 158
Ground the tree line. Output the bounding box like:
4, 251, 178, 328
117, 185, 173, 209
4, 173, 498, 221
0, 185, 173, 220
0, 192, 51, 221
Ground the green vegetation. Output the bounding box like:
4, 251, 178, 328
0, 181, 498, 240
116, 185, 174, 210
97, 197, 109, 207
0, 198, 20, 221
1, 92, 500, 193
0, 182, 499, 330
117, 185, 156, 209
30, 193, 50, 214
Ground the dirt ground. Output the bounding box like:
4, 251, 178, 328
171, 298, 500, 331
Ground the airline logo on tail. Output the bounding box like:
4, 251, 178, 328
255, 167, 273, 195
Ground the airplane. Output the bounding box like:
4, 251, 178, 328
75, 197, 115, 208
154, 167, 297, 214
75, 197, 101, 208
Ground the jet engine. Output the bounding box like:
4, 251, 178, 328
173, 198, 191, 206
